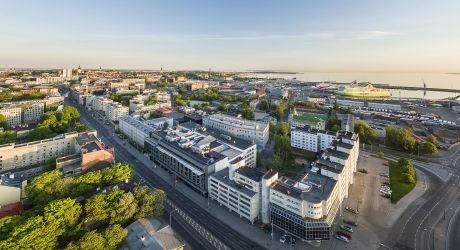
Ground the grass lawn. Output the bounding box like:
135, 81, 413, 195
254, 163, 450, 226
292, 148, 318, 162
274, 162, 304, 177
388, 161, 416, 204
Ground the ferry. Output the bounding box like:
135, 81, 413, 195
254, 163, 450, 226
336, 82, 391, 98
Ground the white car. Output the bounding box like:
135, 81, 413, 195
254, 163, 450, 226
336, 235, 349, 243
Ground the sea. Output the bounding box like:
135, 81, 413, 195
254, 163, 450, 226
250, 72, 460, 100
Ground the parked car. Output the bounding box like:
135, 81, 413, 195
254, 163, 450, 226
358, 168, 368, 174
280, 234, 296, 244
260, 224, 271, 234
382, 181, 390, 185
380, 172, 389, 177
382, 193, 391, 198
343, 220, 358, 227
337, 230, 352, 239
335, 235, 349, 243
345, 207, 359, 214
340, 225, 354, 233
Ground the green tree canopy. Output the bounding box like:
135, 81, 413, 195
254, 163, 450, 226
109, 192, 138, 225
385, 127, 417, 153
104, 224, 128, 249
277, 122, 289, 137
0, 114, 7, 129
354, 120, 378, 144
133, 186, 166, 219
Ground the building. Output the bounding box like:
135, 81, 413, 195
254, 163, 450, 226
288, 108, 327, 130
119, 116, 156, 146
186, 81, 209, 91
209, 166, 265, 223
62, 68, 73, 79
336, 99, 365, 108
368, 102, 402, 111
0, 131, 104, 174
0, 176, 21, 206
144, 122, 256, 195
0, 105, 22, 127
291, 126, 338, 152
269, 132, 359, 241
203, 113, 269, 149
0, 98, 63, 127
336, 113, 356, 132
145, 117, 174, 130
106, 103, 129, 122
123, 218, 185, 250
56, 132, 115, 176
22, 101, 45, 124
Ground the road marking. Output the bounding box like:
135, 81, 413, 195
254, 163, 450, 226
414, 201, 440, 250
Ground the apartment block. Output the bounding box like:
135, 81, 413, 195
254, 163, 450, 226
0, 97, 63, 127
203, 113, 269, 149
291, 126, 338, 152
0, 131, 102, 173
106, 103, 129, 122
119, 116, 155, 146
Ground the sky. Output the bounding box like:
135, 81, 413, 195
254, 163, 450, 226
0, 0, 459, 72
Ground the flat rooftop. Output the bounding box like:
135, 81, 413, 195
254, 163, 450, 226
235, 166, 265, 182
205, 113, 268, 132
271, 171, 336, 204
211, 168, 257, 197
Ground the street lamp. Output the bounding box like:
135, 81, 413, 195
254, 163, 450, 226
169, 209, 177, 226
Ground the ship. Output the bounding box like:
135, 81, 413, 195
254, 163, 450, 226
336, 81, 391, 98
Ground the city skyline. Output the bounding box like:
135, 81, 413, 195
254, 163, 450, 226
1, 0, 459, 72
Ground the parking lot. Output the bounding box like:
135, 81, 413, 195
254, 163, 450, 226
328, 154, 427, 250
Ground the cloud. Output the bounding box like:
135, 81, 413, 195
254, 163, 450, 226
346, 31, 401, 40
74, 30, 399, 43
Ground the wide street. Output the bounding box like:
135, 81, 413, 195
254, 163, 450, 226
378, 145, 460, 250
67, 98, 265, 250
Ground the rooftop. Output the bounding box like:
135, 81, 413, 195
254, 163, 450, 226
271, 171, 336, 204
124, 218, 184, 250
211, 168, 257, 197
234, 166, 265, 182
205, 113, 268, 132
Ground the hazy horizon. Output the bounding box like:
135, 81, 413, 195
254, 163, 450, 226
1, 0, 459, 73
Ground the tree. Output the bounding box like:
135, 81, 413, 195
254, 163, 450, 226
109, 192, 138, 225
377, 151, 385, 159
85, 193, 110, 223
0, 130, 16, 144
0, 114, 7, 128
354, 120, 378, 144
278, 122, 289, 137
241, 107, 255, 120
73, 231, 106, 250
104, 224, 128, 248
326, 118, 341, 132
3, 215, 59, 249
257, 99, 269, 111
218, 104, 229, 112
267, 154, 283, 170
269, 122, 277, 139
275, 104, 285, 119
420, 142, 438, 155
26, 170, 63, 205
43, 198, 82, 233
102, 163, 134, 185
73, 124, 90, 133
426, 135, 438, 147
385, 127, 417, 153
274, 135, 292, 161
163, 121, 169, 130
133, 186, 166, 219
256, 152, 262, 168
29, 126, 56, 141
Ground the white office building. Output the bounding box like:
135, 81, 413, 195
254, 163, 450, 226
336, 99, 365, 108
269, 132, 359, 241
106, 103, 129, 122
145, 122, 257, 195
119, 116, 155, 146
368, 102, 402, 111
291, 126, 338, 152
203, 113, 269, 149
209, 166, 265, 223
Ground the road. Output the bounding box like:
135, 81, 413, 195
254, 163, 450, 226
377, 146, 460, 250
68, 98, 265, 250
